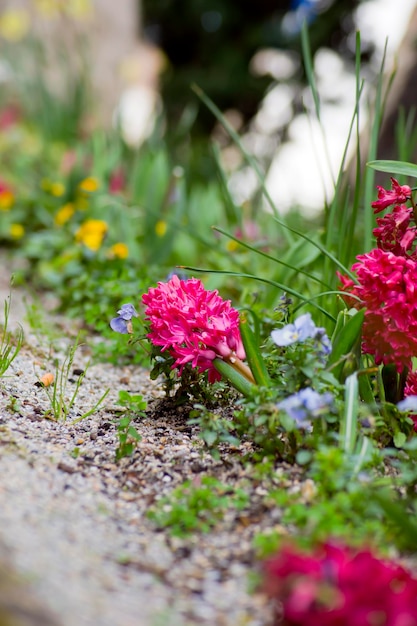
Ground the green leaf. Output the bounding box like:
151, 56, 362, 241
328, 308, 365, 380
371, 490, 417, 550
296, 450, 312, 465
393, 431, 406, 449
239, 312, 271, 387
367, 160, 417, 179
213, 358, 256, 397
340, 372, 359, 454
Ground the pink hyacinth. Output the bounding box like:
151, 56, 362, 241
373, 205, 417, 257
371, 177, 412, 213
263, 542, 417, 626
339, 248, 417, 371
142, 275, 245, 383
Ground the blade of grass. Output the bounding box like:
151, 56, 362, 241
191, 83, 293, 244
213, 226, 332, 290
179, 266, 337, 321
340, 372, 359, 454
239, 312, 271, 387
362, 40, 390, 251
271, 216, 357, 281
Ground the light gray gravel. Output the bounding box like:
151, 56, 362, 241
0, 268, 277, 626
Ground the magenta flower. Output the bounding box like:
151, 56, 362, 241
142, 275, 245, 383
263, 542, 417, 626
371, 177, 412, 213
373, 205, 416, 257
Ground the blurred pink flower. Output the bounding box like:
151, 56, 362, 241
0, 104, 20, 129
109, 168, 126, 194
142, 275, 245, 382
263, 542, 417, 626
371, 177, 412, 213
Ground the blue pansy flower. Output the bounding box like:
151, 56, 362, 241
397, 396, 417, 412
110, 303, 138, 334
271, 313, 316, 346
271, 312, 332, 356
278, 387, 334, 430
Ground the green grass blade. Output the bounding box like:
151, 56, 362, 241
327, 308, 365, 380
239, 312, 271, 387
363, 40, 390, 251
301, 21, 320, 121
271, 216, 357, 281
191, 84, 293, 243
213, 226, 331, 289
353, 435, 373, 474
180, 266, 336, 321
340, 372, 359, 454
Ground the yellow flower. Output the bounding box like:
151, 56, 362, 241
78, 177, 99, 193
50, 182, 65, 197
0, 189, 14, 210
108, 243, 129, 260
10, 223, 24, 239
226, 240, 239, 252
155, 220, 167, 237
75, 219, 108, 252
54, 203, 75, 226
41, 179, 65, 196
0, 9, 30, 42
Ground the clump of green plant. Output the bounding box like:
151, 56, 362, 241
0, 294, 24, 377
40, 335, 109, 421
253, 444, 389, 557
114, 390, 146, 460
147, 476, 249, 537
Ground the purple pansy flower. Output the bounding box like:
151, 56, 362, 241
278, 387, 334, 430
397, 396, 417, 412
271, 312, 332, 356
110, 303, 138, 334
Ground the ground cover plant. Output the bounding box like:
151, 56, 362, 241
4, 15, 417, 624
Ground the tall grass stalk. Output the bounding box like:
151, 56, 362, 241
41, 336, 109, 422
0, 295, 24, 377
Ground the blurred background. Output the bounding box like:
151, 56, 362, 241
0, 0, 416, 215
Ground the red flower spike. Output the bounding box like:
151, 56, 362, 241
371, 177, 412, 213
338, 249, 417, 372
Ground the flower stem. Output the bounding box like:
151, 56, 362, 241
224, 353, 256, 384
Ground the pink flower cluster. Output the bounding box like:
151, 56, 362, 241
142, 275, 245, 383
263, 542, 417, 626
339, 178, 417, 372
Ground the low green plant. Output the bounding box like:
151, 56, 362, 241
147, 476, 249, 537
0, 295, 24, 377
114, 390, 146, 460
115, 416, 142, 461
254, 444, 390, 556
40, 335, 109, 421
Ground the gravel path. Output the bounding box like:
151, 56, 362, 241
0, 267, 279, 625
